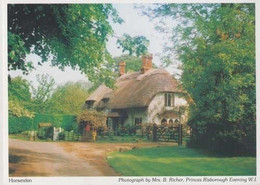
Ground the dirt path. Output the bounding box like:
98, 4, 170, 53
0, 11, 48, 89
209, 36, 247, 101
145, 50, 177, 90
9, 139, 176, 176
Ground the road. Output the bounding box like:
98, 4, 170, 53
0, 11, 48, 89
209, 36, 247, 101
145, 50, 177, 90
9, 139, 176, 176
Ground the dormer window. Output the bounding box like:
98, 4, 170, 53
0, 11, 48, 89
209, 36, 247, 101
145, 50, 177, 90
86, 100, 95, 109
164, 93, 175, 107
102, 98, 109, 107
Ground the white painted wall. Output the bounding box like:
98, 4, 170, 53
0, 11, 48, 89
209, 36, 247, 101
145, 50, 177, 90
147, 92, 188, 125
147, 93, 165, 124
120, 92, 188, 126
123, 107, 148, 127
174, 93, 188, 106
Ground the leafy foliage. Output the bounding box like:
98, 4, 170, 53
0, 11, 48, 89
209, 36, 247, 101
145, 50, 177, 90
8, 76, 34, 117
8, 76, 84, 132
30, 74, 56, 114
48, 81, 90, 114
8, 100, 34, 118
8, 76, 31, 104
61, 115, 78, 131
117, 34, 149, 56
8, 4, 150, 87
77, 110, 107, 128
8, 32, 31, 73
9, 116, 34, 134
8, 4, 121, 72
147, 4, 255, 155
9, 114, 77, 134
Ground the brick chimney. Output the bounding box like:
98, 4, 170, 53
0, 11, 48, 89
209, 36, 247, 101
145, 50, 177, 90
141, 54, 153, 74
119, 61, 126, 76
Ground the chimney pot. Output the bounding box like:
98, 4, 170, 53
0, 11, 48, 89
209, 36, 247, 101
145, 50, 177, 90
141, 54, 153, 74
119, 61, 126, 76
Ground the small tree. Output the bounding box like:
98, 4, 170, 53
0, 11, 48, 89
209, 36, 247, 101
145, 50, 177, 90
77, 110, 107, 133
9, 100, 34, 118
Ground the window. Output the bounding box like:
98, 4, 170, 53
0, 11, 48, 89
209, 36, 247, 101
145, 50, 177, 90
102, 98, 109, 107
164, 93, 175, 107
161, 119, 167, 125
86, 100, 94, 109
135, 117, 142, 126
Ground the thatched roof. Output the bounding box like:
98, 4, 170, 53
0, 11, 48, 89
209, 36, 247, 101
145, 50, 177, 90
87, 84, 112, 102
86, 68, 183, 109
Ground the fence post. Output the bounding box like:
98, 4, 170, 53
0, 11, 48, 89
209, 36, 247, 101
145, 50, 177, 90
178, 124, 182, 146
153, 124, 157, 141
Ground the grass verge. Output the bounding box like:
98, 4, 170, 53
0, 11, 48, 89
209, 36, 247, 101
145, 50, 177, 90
107, 146, 256, 176
97, 135, 148, 143
9, 134, 53, 142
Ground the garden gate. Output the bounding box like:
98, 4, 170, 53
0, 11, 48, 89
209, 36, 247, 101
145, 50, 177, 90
144, 124, 183, 145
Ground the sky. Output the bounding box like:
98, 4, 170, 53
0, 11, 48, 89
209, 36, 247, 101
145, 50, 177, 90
9, 4, 175, 88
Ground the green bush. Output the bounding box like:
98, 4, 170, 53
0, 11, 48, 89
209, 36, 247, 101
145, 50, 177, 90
34, 114, 63, 128
9, 114, 78, 134
187, 120, 256, 156
9, 116, 34, 134
61, 115, 77, 131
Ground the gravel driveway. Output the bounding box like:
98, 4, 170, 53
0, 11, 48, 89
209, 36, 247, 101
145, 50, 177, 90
9, 138, 176, 176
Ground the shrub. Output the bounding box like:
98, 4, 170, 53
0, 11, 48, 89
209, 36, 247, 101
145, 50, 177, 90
34, 114, 63, 128
9, 114, 78, 134
77, 110, 107, 128
9, 116, 34, 134
187, 120, 256, 156
62, 115, 77, 131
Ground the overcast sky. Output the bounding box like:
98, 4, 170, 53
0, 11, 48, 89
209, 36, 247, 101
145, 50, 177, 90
9, 4, 175, 87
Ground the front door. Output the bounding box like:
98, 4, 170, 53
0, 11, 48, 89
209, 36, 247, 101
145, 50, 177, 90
111, 117, 119, 135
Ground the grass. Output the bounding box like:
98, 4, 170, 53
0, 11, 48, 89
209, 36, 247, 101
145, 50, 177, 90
9, 134, 30, 141
9, 134, 148, 143
107, 146, 256, 176
97, 135, 148, 143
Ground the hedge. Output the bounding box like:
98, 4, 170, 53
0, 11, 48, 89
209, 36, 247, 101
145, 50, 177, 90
9, 114, 77, 134
9, 116, 34, 134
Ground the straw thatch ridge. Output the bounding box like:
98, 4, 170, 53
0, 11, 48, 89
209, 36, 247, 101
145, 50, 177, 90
86, 68, 183, 110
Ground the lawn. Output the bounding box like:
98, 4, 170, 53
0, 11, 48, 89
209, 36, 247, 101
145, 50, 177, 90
107, 146, 256, 176
97, 135, 148, 143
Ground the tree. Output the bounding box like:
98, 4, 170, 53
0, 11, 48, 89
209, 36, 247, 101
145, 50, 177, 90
117, 34, 149, 57
8, 100, 34, 118
8, 4, 122, 73
146, 4, 255, 155
31, 74, 56, 113
77, 110, 107, 128
48, 81, 91, 114
8, 76, 31, 103
8, 76, 34, 117
8, 4, 149, 88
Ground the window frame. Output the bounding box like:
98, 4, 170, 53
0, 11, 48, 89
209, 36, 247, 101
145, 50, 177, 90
86, 100, 94, 109
135, 117, 142, 126
164, 93, 175, 107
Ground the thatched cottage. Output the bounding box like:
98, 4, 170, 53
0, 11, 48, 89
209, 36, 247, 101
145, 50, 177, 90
85, 54, 189, 131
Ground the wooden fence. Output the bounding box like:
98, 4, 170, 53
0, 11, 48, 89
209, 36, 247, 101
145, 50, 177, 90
138, 124, 183, 145
64, 131, 81, 141
60, 124, 186, 145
